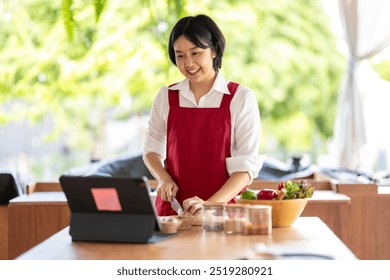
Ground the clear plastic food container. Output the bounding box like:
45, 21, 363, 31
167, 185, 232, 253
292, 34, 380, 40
224, 204, 246, 234
244, 205, 272, 235
202, 202, 225, 231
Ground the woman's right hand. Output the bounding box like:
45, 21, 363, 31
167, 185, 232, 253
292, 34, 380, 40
143, 152, 179, 202
156, 177, 179, 201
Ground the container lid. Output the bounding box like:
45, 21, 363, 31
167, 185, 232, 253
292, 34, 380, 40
247, 205, 272, 211
203, 201, 226, 206
224, 204, 247, 208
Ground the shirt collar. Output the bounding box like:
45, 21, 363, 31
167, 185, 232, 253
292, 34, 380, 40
168, 72, 231, 95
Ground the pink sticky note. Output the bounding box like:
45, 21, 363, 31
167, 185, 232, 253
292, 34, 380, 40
91, 188, 122, 211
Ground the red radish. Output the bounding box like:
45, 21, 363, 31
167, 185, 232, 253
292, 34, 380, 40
257, 189, 278, 200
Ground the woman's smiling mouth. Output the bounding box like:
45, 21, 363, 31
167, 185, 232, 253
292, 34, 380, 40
187, 68, 200, 75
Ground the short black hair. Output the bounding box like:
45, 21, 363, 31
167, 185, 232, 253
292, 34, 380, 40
168, 14, 226, 71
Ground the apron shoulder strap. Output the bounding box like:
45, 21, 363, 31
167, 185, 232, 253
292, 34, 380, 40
168, 84, 180, 107
220, 81, 240, 108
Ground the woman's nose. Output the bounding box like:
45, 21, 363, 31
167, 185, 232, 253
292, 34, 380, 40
185, 56, 193, 66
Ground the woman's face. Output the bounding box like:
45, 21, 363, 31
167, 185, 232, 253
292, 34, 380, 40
173, 35, 216, 86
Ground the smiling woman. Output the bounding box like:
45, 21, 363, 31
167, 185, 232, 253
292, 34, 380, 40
142, 14, 264, 218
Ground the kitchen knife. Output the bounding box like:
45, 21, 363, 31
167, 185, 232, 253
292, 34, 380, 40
171, 197, 184, 216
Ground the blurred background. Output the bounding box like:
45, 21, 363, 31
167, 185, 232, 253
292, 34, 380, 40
1, 0, 390, 184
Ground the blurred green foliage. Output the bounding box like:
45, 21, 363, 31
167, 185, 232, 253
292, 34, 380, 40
372, 60, 390, 82
1, 0, 352, 173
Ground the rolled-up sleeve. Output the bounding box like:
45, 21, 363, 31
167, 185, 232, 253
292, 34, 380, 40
226, 85, 265, 183
226, 154, 266, 182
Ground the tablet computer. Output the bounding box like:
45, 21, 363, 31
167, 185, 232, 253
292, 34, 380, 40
59, 175, 174, 243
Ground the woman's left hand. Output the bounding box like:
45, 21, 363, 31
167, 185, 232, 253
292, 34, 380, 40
182, 196, 204, 215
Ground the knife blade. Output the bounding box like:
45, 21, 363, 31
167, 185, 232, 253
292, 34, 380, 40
171, 197, 184, 216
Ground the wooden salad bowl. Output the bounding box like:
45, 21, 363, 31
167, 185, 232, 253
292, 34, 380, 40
235, 197, 309, 227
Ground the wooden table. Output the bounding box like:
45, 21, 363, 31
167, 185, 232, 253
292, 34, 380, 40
7, 190, 352, 259
8, 192, 70, 259
0, 205, 8, 260
16, 217, 356, 260
334, 183, 390, 259
302, 190, 351, 240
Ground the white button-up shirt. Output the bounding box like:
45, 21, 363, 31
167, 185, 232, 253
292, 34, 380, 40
143, 72, 265, 182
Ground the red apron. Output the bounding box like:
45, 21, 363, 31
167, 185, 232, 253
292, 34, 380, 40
156, 82, 242, 216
